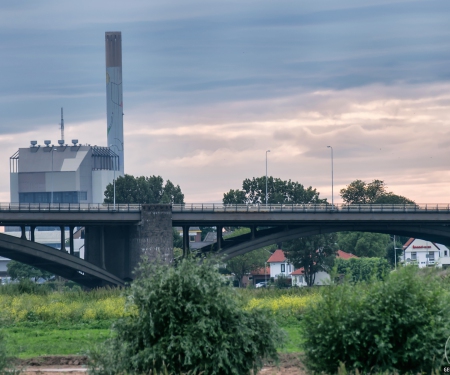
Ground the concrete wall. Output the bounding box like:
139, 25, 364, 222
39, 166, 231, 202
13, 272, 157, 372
84, 204, 173, 282
92, 170, 114, 203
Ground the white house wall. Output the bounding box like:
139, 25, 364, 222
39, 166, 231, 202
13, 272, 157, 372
270, 262, 293, 278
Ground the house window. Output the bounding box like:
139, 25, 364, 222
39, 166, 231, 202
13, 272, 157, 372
445, 250, 448, 257
299, 276, 303, 283
411, 252, 417, 260
281, 264, 285, 273
429, 251, 435, 261
189, 235, 195, 242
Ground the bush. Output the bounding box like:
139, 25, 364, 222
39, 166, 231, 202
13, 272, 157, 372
302, 266, 450, 373
335, 257, 390, 283
88, 257, 285, 375
0, 331, 20, 374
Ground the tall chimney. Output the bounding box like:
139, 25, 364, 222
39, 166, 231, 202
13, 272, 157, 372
105, 31, 124, 175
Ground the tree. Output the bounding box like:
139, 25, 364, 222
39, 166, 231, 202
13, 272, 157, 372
335, 257, 390, 282
7, 260, 53, 282
337, 232, 390, 258
104, 174, 184, 204
385, 239, 404, 267
223, 176, 326, 205
340, 179, 414, 204
88, 258, 285, 375
284, 234, 337, 286
226, 248, 274, 286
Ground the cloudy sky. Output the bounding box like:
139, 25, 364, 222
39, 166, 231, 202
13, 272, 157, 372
0, 0, 449, 203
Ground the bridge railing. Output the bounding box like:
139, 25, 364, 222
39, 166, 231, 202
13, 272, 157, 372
0, 203, 142, 212
172, 203, 450, 213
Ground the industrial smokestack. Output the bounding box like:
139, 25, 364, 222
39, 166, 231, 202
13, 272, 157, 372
105, 31, 124, 175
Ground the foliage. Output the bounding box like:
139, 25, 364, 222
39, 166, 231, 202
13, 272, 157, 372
223, 176, 326, 205
385, 239, 404, 267
88, 258, 285, 375
7, 261, 53, 282
0, 331, 20, 375
335, 257, 390, 282
340, 179, 414, 204
172, 228, 183, 249
337, 231, 390, 258
302, 267, 450, 373
0, 287, 126, 324
104, 174, 184, 204
226, 248, 273, 286
284, 234, 337, 286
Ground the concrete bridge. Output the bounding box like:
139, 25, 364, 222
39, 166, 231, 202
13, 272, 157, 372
1, 202, 450, 287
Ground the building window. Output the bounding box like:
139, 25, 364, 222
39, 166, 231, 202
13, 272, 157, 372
411, 252, 417, 260
281, 264, 285, 273
429, 251, 435, 261
189, 235, 196, 242
445, 251, 448, 257
299, 276, 303, 283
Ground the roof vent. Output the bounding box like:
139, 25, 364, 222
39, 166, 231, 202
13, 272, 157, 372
44, 140, 51, 146
58, 140, 64, 145
72, 139, 78, 145
30, 141, 37, 147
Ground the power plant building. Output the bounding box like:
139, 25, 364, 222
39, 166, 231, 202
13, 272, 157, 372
10, 142, 118, 204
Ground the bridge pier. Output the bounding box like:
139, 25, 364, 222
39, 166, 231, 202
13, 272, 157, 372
60, 226, 65, 251
182, 226, 189, 257
84, 204, 173, 282
20, 225, 26, 240
30, 225, 35, 242
217, 226, 223, 250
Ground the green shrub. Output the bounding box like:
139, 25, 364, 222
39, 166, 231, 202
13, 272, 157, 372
335, 257, 390, 283
88, 257, 285, 375
0, 331, 20, 374
302, 266, 450, 373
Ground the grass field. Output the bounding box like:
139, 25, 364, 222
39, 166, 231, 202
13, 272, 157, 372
0, 284, 313, 358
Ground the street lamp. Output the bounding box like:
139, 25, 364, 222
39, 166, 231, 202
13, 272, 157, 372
393, 235, 402, 269
327, 146, 334, 208
51, 147, 57, 205
265, 150, 270, 206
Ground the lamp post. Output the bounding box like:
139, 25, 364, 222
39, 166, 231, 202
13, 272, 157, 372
327, 146, 334, 208
51, 147, 57, 205
393, 235, 403, 269
265, 150, 270, 206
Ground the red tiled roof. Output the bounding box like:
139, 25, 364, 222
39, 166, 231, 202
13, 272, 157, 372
290, 268, 304, 275
251, 267, 270, 276
267, 249, 286, 263
403, 238, 414, 249
336, 250, 358, 259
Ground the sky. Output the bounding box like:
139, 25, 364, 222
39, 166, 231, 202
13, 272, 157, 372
0, 0, 449, 203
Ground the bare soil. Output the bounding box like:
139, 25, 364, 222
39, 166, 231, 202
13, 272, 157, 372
18, 354, 307, 375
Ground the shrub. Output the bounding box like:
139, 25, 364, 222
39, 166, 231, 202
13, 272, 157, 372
335, 257, 390, 283
0, 331, 20, 374
302, 266, 450, 373
88, 257, 285, 375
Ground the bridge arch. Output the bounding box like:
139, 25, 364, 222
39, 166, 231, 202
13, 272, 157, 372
219, 224, 450, 260
0, 233, 124, 288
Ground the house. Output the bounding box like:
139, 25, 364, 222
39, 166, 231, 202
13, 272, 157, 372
403, 238, 450, 268
267, 249, 294, 279
250, 267, 270, 286
289, 250, 358, 287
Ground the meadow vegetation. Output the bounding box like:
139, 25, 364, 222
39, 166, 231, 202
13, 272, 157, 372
1, 266, 450, 373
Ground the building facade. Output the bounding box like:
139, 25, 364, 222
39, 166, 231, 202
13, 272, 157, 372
10, 143, 118, 204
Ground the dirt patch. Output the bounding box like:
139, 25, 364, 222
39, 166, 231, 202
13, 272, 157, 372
18, 354, 307, 375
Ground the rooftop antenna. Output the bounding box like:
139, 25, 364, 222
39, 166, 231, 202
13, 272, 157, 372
60, 107, 64, 142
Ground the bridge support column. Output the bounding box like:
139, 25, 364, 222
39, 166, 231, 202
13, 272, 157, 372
30, 226, 36, 242
69, 226, 75, 256
129, 204, 173, 273
20, 226, 26, 240
217, 226, 223, 251
60, 226, 65, 251
251, 226, 256, 240
182, 226, 189, 257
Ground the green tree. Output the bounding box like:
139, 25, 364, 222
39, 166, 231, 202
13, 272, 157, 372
7, 260, 53, 282
284, 234, 337, 286
385, 239, 404, 267
104, 174, 184, 204
88, 258, 285, 375
337, 232, 390, 258
223, 176, 326, 205
340, 179, 414, 204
